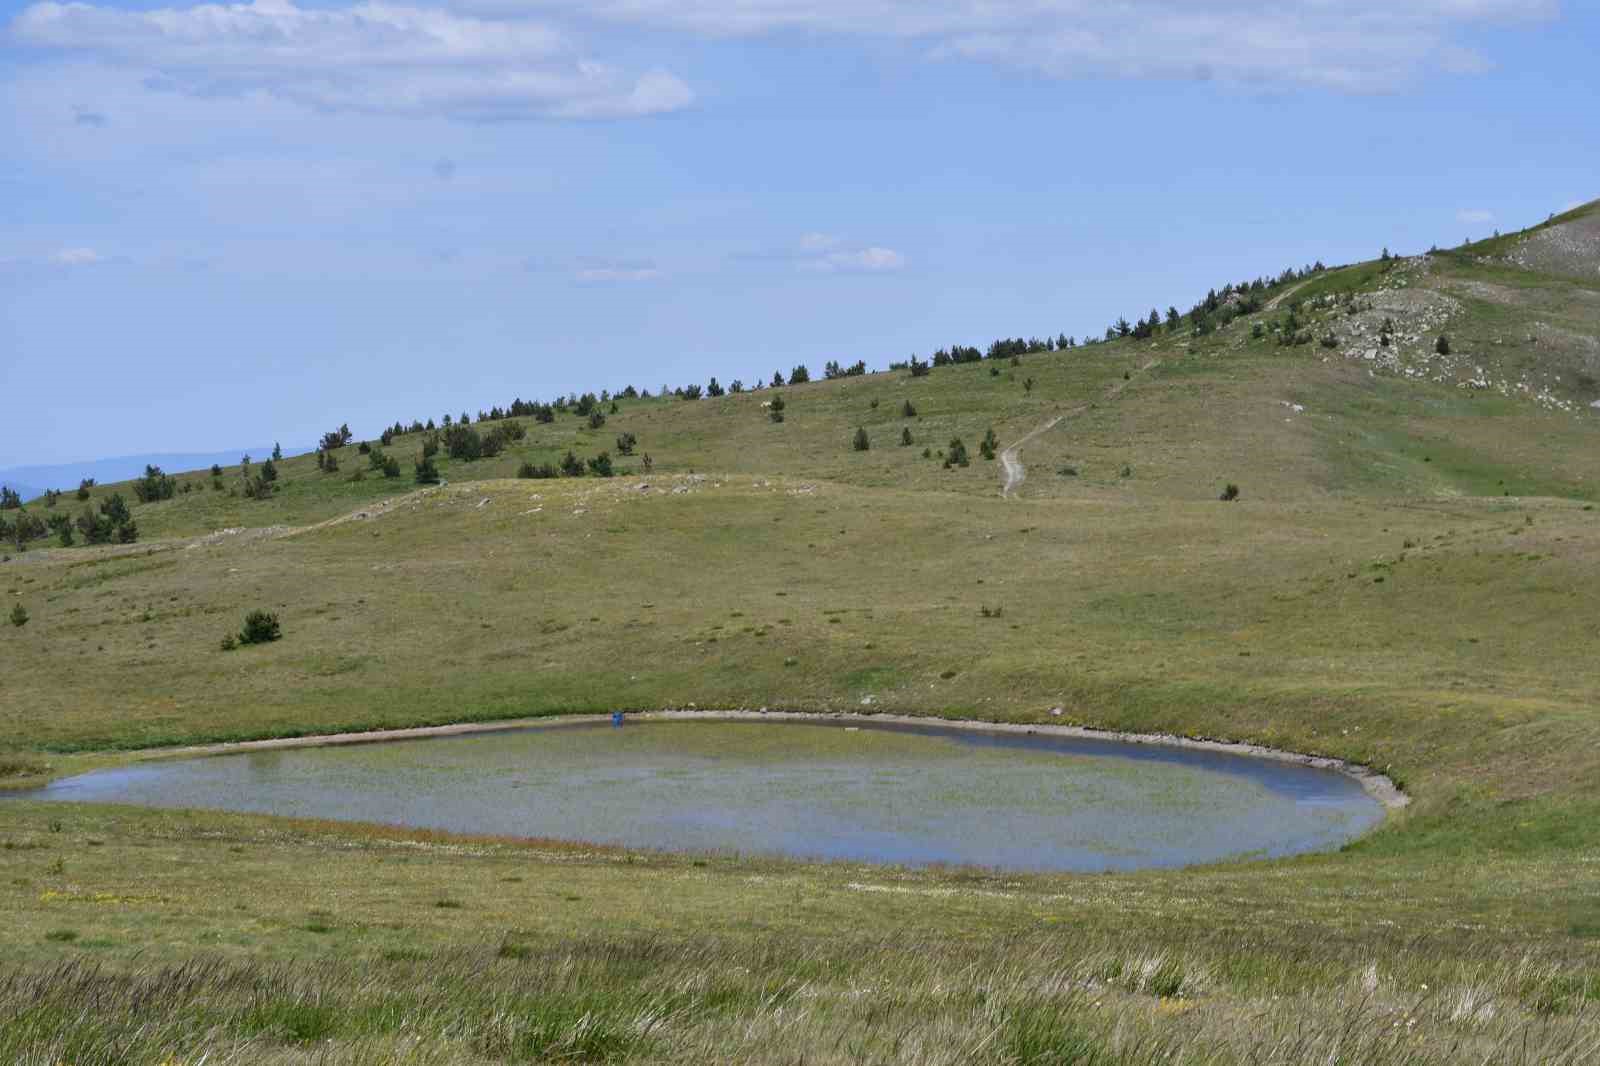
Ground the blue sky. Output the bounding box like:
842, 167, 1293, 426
2, 0, 1596, 467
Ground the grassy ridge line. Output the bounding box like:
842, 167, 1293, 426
24, 221, 1596, 547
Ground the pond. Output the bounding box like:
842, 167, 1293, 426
21, 719, 1385, 872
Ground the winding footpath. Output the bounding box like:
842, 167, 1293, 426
999, 358, 1162, 498
999, 416, 1066, 496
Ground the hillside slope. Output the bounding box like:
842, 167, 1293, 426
11, 201, 1596, 547
4, 201, 1600, 1066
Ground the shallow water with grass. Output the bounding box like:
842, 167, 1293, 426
21, 720, 1382, 871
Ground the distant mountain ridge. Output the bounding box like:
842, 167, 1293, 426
0, 448, 302, 503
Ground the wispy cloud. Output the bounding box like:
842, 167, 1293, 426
572, 258, 661, 283
744, 234, 908, 274
11, 0, 694, 121
808, 246, 906, 273
49, 247, 106, 266
1456, 209, 1495, 225
519, 0, 1556, 92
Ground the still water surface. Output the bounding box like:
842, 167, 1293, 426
27, 719, 1384, 872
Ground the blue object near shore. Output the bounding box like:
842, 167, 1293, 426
611, 712, 625, 727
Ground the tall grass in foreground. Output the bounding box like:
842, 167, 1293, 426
3, 934, 1598, 1065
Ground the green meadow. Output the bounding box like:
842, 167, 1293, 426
3, 202, 1600, 1063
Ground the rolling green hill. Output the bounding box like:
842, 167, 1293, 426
3, 200, 1600, 1065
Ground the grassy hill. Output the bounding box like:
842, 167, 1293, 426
3, 200, 1600, 1064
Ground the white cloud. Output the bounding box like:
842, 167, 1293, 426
821, 246, 905, 272
573, 259, 661, 283
10, 0, 694, 121
49, 247, 105, 265
1456, 209, 1495, 225
512, 0, 1557, 91
787, 236, 905, 273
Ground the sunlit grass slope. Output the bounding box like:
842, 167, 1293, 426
3, 199, 1600, 1065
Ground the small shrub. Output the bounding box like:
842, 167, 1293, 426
979, 427, 999, 461
1057, 466, 1078, 477
852, 427, 870, 452
1321, 333, 1339, 349
132, 464, 177, 503
587, 452, 614, 478
381, 456, 401, 479
518, 461, 557, 479
414, 457, 441, 485
922, 447, 931, 458
901, 399, 917, 418
944, 438, 970, 468
559, 450, 585, 477
43, 929, 78, 943
989, 366, 1000, 377
900, 427, 913, 447
588, 410, 607, 430
615, 432, 638, 456
1220, 483, 1240, 502
220, 634, 236, 651
444, 425, 483, 461
10, 603, 28, 627
75, 479, 94, 501
238, 610, 281, 645
1023, 377, 1034, 393
1436, 334, 1452, 355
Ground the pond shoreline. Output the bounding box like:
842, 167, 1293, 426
138, 709, 1410, 812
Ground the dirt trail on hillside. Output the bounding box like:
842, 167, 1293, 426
1000, 359, 1160, 498
1264, 278, 1312, 312
1000, 416, 1068, 496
